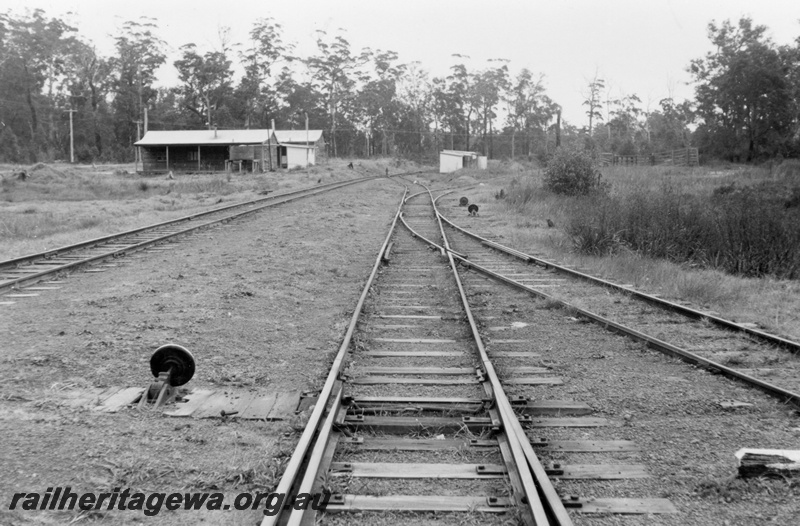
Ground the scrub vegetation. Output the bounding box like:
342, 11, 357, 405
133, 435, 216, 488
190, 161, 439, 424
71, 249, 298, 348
455, 159, 800, 341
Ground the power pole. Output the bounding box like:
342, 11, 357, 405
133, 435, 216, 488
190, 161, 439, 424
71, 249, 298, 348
305, 112, 309, 168
65, 109, 77, 163
133, 119, 143, 172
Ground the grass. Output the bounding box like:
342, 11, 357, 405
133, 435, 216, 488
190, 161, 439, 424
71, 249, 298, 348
0, 159, 390, 260
444, 160, 800, 341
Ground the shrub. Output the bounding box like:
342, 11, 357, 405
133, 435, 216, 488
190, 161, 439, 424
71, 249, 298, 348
544, 147, 606, 196
565, 185, 800, 279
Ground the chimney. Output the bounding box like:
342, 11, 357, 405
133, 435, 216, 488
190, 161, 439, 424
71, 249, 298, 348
214, 126, 217, 138
271, 119, 275, 134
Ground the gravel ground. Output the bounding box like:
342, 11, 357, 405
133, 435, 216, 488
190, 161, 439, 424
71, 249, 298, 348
459, 270, 800, 525
0, 178, 402, 526
4, 172, 799, 526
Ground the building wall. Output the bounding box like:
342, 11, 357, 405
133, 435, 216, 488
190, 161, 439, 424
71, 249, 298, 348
285, 147, 315, 169
439, 154, 463, 173
140, 146, 228, 173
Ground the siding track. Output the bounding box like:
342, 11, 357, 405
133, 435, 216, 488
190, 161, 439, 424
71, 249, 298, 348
435, 195, 800, 407
0, 175, 403, 297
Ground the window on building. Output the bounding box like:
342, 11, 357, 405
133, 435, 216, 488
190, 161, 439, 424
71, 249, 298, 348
188, 150, 198, 161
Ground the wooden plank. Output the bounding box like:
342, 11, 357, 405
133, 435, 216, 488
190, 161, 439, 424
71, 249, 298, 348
377, 305, 435, 309
491, 351, 541, 358
521, 400, 593, 416
550, 464, 649, 479
3, 293, 39, 298
344, 416, 492, 432
571, 498, 677, 514
163, 389, 216, 417
353, 396, 485, 405
357, 367, 474, 375
529, 417, 609, 427
237, 392, 277, 420
330, 462, 506, 479
375, 315, 442, 319
96, 387, 145, 412
341, 437, 497, 451
503, 377, 563, 385
502, 366, 552, 374
373, 338, 457, 343
267, 391, 302, 420
326, 495, 512, 512
368, 324, 422, 329
489, 339, 530, 344
350, 376, 476, 385
21, 286, 62, 291
192, 392, 254, 418
532, 440, 638, 452
362, 350, 464, 357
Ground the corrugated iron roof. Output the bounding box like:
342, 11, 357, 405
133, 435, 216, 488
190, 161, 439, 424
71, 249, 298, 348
441, 150, 478, 157
273, 130, 324, 143
135, 129, 324, 146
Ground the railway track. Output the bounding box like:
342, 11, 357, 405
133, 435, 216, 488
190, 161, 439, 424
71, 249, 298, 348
264, 184, 675, 525
0, 174, 400, 298
431, 193, 800, 408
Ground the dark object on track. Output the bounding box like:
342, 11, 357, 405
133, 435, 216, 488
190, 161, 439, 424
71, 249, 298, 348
468, 204, 479, 216
348, 162, 354, 169
459, 197, 469, 206
547, 218, 555, 227
150, 344, 195, 386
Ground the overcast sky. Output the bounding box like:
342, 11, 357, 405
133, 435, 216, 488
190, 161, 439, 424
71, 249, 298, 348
7, 0, 800, 126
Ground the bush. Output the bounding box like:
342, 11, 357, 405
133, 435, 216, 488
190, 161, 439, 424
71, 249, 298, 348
544, 147, 606, 196
565, 185, 800, 279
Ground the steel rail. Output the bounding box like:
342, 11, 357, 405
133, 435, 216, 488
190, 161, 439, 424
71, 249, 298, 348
261, 189, 408, 526
0, 176, 385, 293
451, 254, 800, 408
438, 213, 800, 354
421, 186, 573, 525
2, 176, 372, 270
397, 213, 467, 259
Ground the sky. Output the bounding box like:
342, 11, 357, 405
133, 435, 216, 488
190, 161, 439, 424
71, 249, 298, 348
5, 0, 800, 126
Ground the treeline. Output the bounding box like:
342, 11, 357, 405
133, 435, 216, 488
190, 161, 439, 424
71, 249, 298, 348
0, 10, 798, 164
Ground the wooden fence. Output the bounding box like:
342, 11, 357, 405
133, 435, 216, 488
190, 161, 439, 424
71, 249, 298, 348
599, 148, 699, 167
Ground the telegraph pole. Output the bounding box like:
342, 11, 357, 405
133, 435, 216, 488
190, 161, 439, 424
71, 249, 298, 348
65, 109, 77, 163
305, 112, 310, 168
133, 119, 143, 172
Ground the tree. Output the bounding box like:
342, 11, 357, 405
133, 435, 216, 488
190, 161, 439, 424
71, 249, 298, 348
689, 17, 794, 161
305, 30, 369, 157
61, 40, 114, 159
173, 44, 234, 128
0, 9, 79, 160
235, 18, 289, 128
505, 69, 558, 160
582, 73, 605, 139
356, 50, 406, 156
111, 18, 165, 153
473, 60, 509, 157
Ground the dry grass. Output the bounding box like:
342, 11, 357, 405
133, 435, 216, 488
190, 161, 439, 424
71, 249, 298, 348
448, 160, 800, 341
0, 159, 394, 260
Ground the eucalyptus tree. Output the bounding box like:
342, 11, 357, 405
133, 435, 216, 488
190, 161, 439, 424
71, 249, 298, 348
504, 69, 558, 159
689, 17, 794, 160
582, 73, 605, 138
0, 9, 78, 160
173, 44, 234, 128
111, 18, 165, 150
473, 60, 509, 157
235, 17, 290, 128
305, 30, 370, 156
